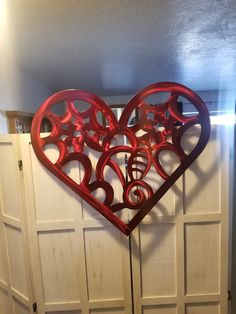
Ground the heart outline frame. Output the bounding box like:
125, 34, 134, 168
31, 82, 211, 235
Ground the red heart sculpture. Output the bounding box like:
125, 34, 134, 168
31, 82, 210, 235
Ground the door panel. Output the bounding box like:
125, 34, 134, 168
84, 228, 125, 301
0, 135, 34, 314
89, 309, 125, 314
20, 134, 132, 314
139, 223, 177, 297
185, 222, 220, 295
0, 224, 8, 284
38, 230, 81, 303
0, 287, 11, 314
184, 133, 221, 214
46, 312, 81, 314
185, 302, 220, 314
0, 126, 229, 314
0, 141, 22, 219
131, 126, 229, 314
14, 298, 31, 314
142, 305, 177, 314
5, 224, 29, 297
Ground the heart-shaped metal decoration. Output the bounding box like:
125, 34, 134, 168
31, 82, 210, 235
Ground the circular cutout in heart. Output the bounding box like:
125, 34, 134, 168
31, 82, 211, 235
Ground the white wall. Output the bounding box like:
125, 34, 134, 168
0, 61, 52, 113
0, 60, 53, 134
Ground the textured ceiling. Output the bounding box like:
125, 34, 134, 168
3, 0, 236, 94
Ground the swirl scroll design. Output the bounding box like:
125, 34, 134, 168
31, 82, 211, 235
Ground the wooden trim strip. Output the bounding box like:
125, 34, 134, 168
2, 215, 22, 230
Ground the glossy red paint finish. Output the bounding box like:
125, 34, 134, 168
31, 82, 211, 235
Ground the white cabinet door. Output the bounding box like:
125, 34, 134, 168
0, 135, 34, 314
20, 134, 132, 314
130, 126, 229, 314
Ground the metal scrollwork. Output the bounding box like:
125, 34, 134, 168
31, 82, 211, 235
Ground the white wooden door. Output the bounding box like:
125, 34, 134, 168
20, 134, 132, 314
130, 126, 229, 314
0, 125, 230, 314
0, 135, 34, 314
